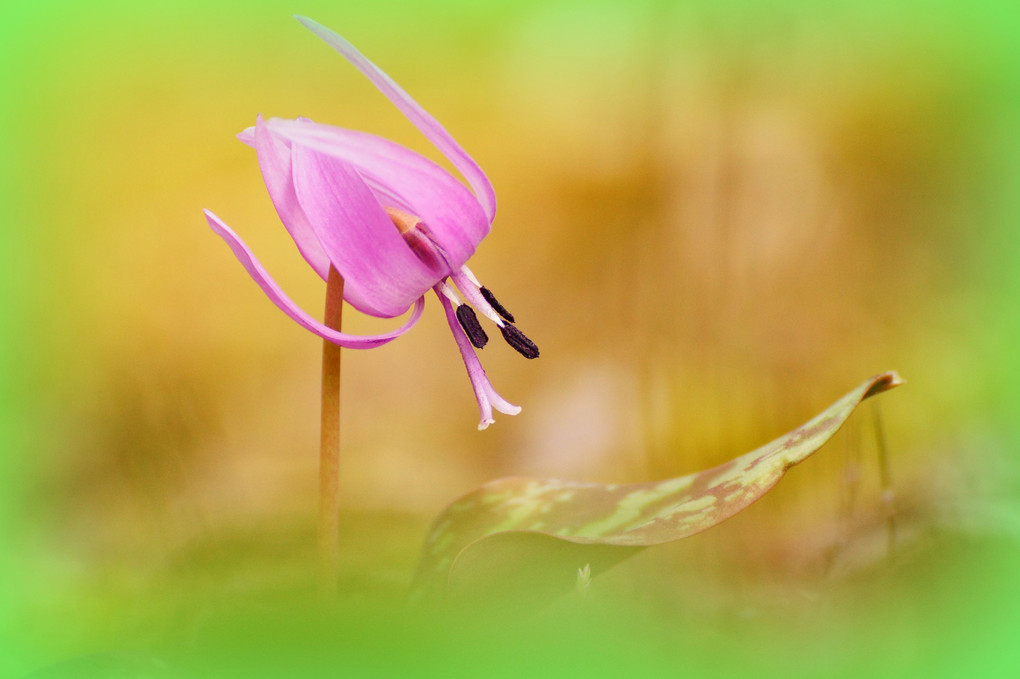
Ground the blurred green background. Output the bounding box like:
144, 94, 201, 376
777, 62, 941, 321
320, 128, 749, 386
3, 0, 1020, 676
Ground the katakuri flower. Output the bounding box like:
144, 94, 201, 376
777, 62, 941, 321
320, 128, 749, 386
203, 16, 538, 430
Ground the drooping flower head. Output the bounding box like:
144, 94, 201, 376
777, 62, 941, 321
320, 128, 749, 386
204, 16, 538, 429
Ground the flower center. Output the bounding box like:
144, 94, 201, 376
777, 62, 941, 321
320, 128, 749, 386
384, 207, 421, 235
384, 207, 539, 360
385, 207, 446, 274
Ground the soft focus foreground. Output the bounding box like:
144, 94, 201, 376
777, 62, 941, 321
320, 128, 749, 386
3, 1, 1019, 677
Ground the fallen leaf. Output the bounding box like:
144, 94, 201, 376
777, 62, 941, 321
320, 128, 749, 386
411, 372, 903, 607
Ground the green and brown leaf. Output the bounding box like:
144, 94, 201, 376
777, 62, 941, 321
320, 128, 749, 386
411, 372, 904, 606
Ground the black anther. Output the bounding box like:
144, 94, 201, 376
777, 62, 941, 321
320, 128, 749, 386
456, 305, 489, 349
480, 287, 515, 324
500, 324, 539, 359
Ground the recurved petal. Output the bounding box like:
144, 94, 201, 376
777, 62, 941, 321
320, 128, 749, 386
252, 117, 331, 281
268, 118, 488, 269
294, 15, 497, 223
205, 209, 424, 348
290, 141, 440, 318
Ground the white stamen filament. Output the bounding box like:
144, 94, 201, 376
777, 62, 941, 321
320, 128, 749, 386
459, 264, 482, 288
438, 281, 463, 307
450, 271, 505, 328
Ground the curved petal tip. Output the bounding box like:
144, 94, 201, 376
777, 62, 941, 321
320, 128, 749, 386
237, 126, 256, 147
203, 208, 425, 349
293, 15, 497, 223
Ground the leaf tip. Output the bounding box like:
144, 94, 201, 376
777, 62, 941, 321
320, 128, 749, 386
863, 371, 905, 399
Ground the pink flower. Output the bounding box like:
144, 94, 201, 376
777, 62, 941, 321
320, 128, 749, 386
204, 16, 538, 430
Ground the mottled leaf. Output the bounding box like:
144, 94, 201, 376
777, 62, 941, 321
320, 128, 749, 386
412, 372, 903, 606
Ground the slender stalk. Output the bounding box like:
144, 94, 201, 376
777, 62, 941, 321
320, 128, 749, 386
319, 265, 344, 593
872, 401, 896, 561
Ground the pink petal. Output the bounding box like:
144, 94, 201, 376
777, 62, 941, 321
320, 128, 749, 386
205, 209, 424, 348
294, 15, 497, 223
434, 286, 520, 430
290, 141, 440, 318
252, 117, 331, 281
268, 118, 488, 269
237, 126, 256, 147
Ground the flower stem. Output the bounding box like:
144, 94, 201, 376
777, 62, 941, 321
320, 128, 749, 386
319, 265, 344, 593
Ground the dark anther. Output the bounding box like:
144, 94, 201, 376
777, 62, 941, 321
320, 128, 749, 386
500, 324, 539, 359
456, 305, 489, 349
480, 286, 515, 324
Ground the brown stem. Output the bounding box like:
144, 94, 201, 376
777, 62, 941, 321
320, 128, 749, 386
319, 265, 344, 593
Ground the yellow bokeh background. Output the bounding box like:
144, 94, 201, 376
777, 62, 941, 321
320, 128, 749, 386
3, 0, 1019, 675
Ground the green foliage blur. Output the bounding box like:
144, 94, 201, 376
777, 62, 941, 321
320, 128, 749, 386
2, 0, 1020, 676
